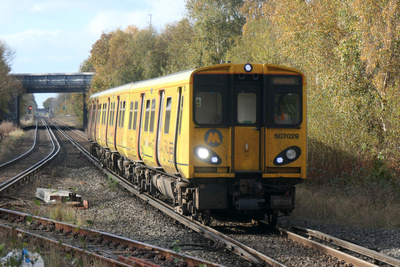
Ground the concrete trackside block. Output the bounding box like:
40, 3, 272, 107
35, 188, 81, 204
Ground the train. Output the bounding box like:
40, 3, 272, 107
87, 63, 306, 225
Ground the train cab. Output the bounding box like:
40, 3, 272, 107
183, 63, 306, 223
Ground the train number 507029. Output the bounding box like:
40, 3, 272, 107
274, 133, 299, 139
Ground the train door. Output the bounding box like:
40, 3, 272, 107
92, 101, 98, 141
156, 90, 165, 166
233, 79, 262, 171
137, 93, 145, 160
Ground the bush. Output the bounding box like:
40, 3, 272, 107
0, 121, 18, 136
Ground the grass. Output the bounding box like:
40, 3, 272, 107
0, 121, 26, 158
0, 230, 105, 266
295, 139, 400, 229
294, 184, 400, 228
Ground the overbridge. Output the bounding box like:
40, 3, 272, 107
10, 72, 95, 127
14, 72, 94, 93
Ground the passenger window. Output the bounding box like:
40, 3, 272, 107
149, 99, 156, 132
164, 97, 172, 134
102, 103, 107, 125
144, 100, 150, 132
128, 102, 133, 130
132, 101, 138, 130
195, 92, 222, 124
274, 93, 301, 125
179, 96, 184, 134
118, 101, 126, 128
97, 104, 101, 124
109, 102, 115, 126
237, 93, 256, 124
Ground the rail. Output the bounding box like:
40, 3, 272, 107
0, 208, 220, 267
290, 226, 400, 267
0, 119, 60, 192
53, 118, 397, 267
0, 120, 38, 171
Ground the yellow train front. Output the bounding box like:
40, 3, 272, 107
88, 63, 306, 225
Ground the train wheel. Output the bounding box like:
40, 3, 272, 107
201, 210, 211, 226
266, 212, 278, 227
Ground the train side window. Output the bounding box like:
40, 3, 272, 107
97, 104, 101, 124
102, 103, 107, 125
273, 93, 301, 125
109, 102, 115, 126
128, 101, 134, 130
144, 99, 150, 132
179, 96, 184, 134
132, 101, 138, 130
237, 93, 256, 124
118, 101, 126, 128
164, 97, 172, 134
195, 92, 222, 125
149, 99, 156, 132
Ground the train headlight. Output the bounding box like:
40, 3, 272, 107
244, 63, 253, 72
194, 146, 222, 165
273, 146, 301, 166
286, 149, 297, 160
198, 148, 209, 159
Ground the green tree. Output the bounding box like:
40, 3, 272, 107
88, 26, 168, 96
43, 97, 56, 112
185, 0, 246, 66
0, 40, 23, 120
160, 19, 195, 73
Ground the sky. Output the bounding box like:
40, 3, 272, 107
0, 0, 186, 108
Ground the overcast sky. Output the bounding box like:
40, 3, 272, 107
0, 0, 185, 107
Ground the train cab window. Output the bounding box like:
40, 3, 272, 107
195, 92, 222, 125
164, 97, 172, 134
237, 93, 256, 124
273, 93, 301, 125
149, 99, 156, 132
132, 101, 138, 130
144, 99, 150, 132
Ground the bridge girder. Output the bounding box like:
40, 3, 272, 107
9, 72, 95, 128
12, 72, 94, 94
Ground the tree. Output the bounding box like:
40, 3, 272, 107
161, 19, 195, 73
185, 0, 246, 66
0, 40, 23, 120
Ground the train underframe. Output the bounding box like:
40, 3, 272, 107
91, 144, 302, 226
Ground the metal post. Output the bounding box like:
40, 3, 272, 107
16, 95, 20, 126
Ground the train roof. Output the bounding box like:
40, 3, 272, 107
90, 69, 194, 99
89, 63, 305, 99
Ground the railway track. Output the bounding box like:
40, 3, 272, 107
0, 119, 220, 266
0, 208, 221, 267
2, 118, 399, 266
288, 226, 400, 267
49, 118, 400, 266
0, 120, 38, 172
0, 119, 60, 193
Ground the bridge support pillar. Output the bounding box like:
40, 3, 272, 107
83, 93, 88, 130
